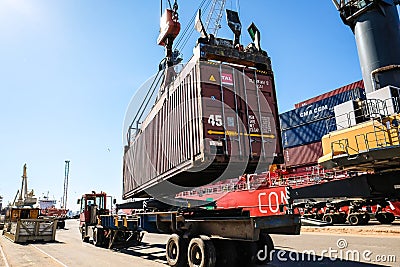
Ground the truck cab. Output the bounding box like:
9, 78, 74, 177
78, 192, 109, 230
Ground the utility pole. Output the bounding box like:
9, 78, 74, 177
62, 160, 70, 209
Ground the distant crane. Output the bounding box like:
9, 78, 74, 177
204, 0, 227, 36
13, 164, 37, 207
62, 160, 70, 209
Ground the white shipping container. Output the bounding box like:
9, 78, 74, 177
366, 86, 400, 115
334, 100, 358, 129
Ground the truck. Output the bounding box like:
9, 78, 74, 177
78, 191, 142, 248
79, 186, 300, 266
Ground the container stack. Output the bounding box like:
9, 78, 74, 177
280, 80, 365, 169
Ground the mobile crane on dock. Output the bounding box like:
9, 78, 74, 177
3, 164, 58, 243
290, 0, 400, 225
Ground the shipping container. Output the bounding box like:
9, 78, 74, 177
284, 142, 323, 167
366, 85, 400, 115
280, 87, 366, 130
123, 58, 283, 198
294, 80, 364, 108
282, 119, 336, 149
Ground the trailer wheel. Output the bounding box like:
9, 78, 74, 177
236, 241, 257, 266
188, 236, 216, 267
377, 212, 395, 224
348, 214, 359, 225
81, 226, 89, 242
385, 212, 395, 223
213, 240, 238, 266
376, 213, 385, 223
93, 228, 104, 247
256, 233, 274, 264
57, 220, 65, 229
338, 214, 347, 224
361, 213, 370, 225
323, 215, 333, 224
166, 234, 187, 267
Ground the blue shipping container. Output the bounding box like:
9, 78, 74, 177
282, 119, 337, 149
280, 87, 366, 130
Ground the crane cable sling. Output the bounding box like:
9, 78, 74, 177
177, 0, 212, 52
174, 0, 211, 52
134, 71, 164, 130
160, 0, 178, 17
128, 70, 163, 132
174, 0, 208, 49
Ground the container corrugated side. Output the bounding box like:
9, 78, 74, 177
284, 141, 323, 167
280, 87, 366, 130
123, 60, 282, 198
282, 119, 336, 149
294, 80, 364, 108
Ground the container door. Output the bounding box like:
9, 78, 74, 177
243, 70, 277, 163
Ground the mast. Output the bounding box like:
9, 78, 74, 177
332, 0, 400, 93
62, 160, 70, 209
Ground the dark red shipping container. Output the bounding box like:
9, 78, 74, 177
283, 141, 323, 167
123, 58, 283, 198
294, 80, 364, 108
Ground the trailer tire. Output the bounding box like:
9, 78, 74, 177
256, 233, 274, 265
348, 214, 359, 225
81, 226, 89, 242
377, 212, 395, 224
237, 241, 258, 266
166, 234, 187, 267
376, 213, 386, 223
57, 220, 65, 229
93, 228, 104, 247
386, 212, 395, 223
361, 213, 370, 225
323, 215, 333, 224
213, 240, 238, 266
337, 214, 347, 224
188, 236, 216, 267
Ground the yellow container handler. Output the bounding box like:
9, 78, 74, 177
318, 116, 400, 171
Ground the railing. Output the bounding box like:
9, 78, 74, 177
333, 0, 375, 22
328, 98, 386, 131
330, 124, 400, 158
330, 138, 359, 156
328, 96, 400, 133
175, 168, 350, 198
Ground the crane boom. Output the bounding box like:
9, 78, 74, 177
204, 0, 226, 36
14, 164, 37, 207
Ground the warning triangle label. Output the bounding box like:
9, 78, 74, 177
209, 75, 216, 82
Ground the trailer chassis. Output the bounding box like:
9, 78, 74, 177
129, 207, 300, 267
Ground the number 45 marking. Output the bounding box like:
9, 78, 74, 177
208, 115, 223, 126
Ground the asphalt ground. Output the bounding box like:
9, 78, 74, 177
0, 219, 399, 266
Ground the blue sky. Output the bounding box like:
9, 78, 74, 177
0, 0, 395, 210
